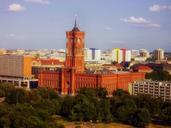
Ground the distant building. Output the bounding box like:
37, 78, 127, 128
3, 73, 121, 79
154, 48, 164, 61
130, 80, 171, 102
84, 48, 101, 61
101, 50, 113, 64
131, 49, 140, 59
125, 50, 131, 62
134, 57, 147, 62
0, 49, 6, 55
112, 48, 123, 63
140, 49, 149, 58
112, 48, 131, 63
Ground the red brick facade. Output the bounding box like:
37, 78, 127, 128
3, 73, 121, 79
38, 22, 145, 95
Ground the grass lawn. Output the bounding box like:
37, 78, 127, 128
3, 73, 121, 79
65, 122, 171, 128
53, 116, 171, 128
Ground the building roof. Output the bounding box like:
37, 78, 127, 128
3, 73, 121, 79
32, 58, 64, 66
134, 65, 152, 71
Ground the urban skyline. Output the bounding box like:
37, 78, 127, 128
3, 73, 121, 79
0, 0, 171, 51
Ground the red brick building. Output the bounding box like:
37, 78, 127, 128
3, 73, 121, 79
38, 21, 145, 95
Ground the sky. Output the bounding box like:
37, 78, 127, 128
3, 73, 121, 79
0, 0, 171, 52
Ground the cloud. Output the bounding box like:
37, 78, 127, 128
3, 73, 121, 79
24, 0, 50, 5
8, 3, 25, 12
123, 16, 150, 24
7, 33, 25, 40
149, 4, 171, 12
9, 34, 16, 37
104, 26, 112, 31
122, 16, 160, 28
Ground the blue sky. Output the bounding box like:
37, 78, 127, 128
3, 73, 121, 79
0, 0, 171, 51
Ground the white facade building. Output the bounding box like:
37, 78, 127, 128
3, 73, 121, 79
84, 48, 101, 61
125, 50, 131, 62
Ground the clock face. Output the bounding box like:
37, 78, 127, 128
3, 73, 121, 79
77, 38, 81, 43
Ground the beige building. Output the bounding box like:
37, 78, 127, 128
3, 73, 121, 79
130, 80, 171, 102
0, 54, 32, 78
154, 48, 164, 61
0, 55, 37, 88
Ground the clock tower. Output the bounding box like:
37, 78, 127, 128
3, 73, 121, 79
65, 20, 85, 73
61, 20, 85, 95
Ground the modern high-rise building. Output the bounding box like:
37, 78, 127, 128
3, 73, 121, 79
112, 48, 122, 63
154, 48, 164, 60
125, 50, 131, 62
84, 48, 101, 61
112, 48, 131, 63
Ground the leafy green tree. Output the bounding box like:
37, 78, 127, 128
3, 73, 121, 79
70, 94, 96, 121
60, 95, 75, 118
129, 108, 150, 127
5, 88, 30, 104
77, 88, 96, 98
33, 88, 60, 100
145, 71, 171, 81
112, 89, 129, 97
96, 99, 113, 122
0, 82, 15, 96
132, 94, 161, 116
160, 106, 171, 123
96, 88, 108, 98
110, 96, 122, 120
0, 103, 13, 128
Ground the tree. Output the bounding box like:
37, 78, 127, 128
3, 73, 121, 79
69, 94, 96, 121
0, 82, 15, 96
160, 106, 171, 123
96, 88, 108, 98
110, 96, 122, 121
0, 103, 13, 128
96, 99, 113, 122
112, 89, 129, 97
145, 71, 171, 81
33, 88, 60, 100
77, 88, 96, 99
129, 108, 150, 127
5, 88, 30, 104
60, 95, 75, 118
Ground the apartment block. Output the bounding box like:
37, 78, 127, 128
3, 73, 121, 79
131, 80, 171, 102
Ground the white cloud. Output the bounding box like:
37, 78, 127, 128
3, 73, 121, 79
8, 3, 25, 12
123, 16, 150, 24
147, 23, 160, 27
149, 4, 171, 12
7, 33, 25, 40
24, 0, 50, 5
122, 16, 160, 28
104, 26, 112, 31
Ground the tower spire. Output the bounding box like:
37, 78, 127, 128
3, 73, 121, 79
72, 14, 80, 31
74, 17, 77, 28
